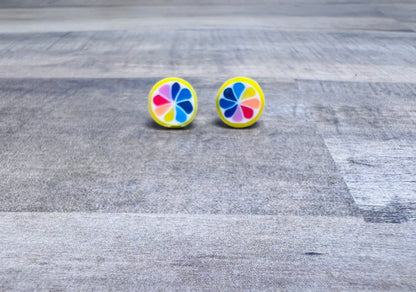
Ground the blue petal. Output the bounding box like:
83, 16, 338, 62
175, 106, 187, 123
176, 88, 192, 102
224, 105, 237, 118
223, 88, 237, 101
171, 82, 180, 101
219, 98, 235, 109
177, 101, 193, 114
233, 82, 245, 99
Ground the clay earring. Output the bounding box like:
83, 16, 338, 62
149, 77, 198, 128
216, 77, 264, 128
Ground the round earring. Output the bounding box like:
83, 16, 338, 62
149, 77, 198, 128
216, 77, 265, 128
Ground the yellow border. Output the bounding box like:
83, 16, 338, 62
216, 77, 265, 128
148, 77, 198, 128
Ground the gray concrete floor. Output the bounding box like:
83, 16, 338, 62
0, 0, 416, 290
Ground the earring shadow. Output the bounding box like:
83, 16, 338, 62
211, 118, 260, 129
145, 118, 196, 130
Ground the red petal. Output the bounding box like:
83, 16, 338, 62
241, 105, 254, 119
153, 95, 171, 106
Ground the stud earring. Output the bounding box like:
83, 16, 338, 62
149, 77, 197, 128
216, 77, 264, 128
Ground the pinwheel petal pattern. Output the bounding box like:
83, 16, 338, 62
218, 81, 262, 123
151, 81, 196, 126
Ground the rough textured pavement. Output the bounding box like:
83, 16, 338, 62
0, 0, 416, 290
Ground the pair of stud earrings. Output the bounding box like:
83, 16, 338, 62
148, 77, 265, 129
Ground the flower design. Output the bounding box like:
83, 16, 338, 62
218, 82, 261, 122
152, 82, 194, 124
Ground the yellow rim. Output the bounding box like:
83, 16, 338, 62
148, 77, 198, 128
216, 77, 265, 128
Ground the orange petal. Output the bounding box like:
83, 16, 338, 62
154, 104, 171, 117
241, 98, 260, 109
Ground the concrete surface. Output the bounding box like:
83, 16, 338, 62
0, 0, 415, 290
1, 213, 416, 291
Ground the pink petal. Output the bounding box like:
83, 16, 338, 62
159, 84, 171, 100
233, 106, 243, 122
